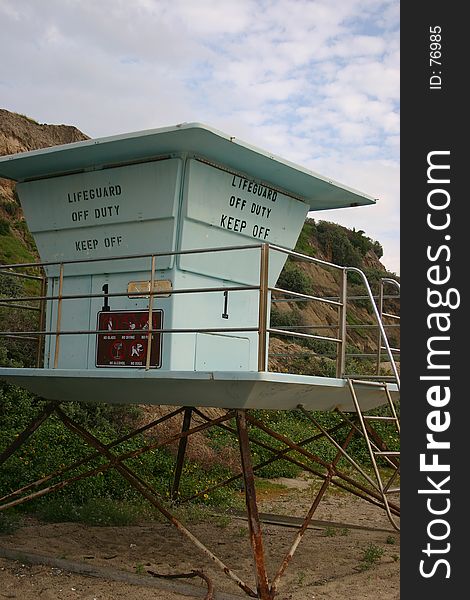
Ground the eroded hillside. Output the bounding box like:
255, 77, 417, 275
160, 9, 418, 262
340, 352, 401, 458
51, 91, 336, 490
0, 109, 89, 264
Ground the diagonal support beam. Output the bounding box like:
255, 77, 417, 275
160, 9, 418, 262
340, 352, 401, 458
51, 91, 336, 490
0, 409, 235, 512
171, 408, 193, 502
0, 401, 56, 466
53, 407, 258, 599
270, 426, 356, 595
0, 407, 184, 505
189, 408, 399, 514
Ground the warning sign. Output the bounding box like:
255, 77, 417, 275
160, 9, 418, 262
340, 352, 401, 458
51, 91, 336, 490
96, 310, 163, 368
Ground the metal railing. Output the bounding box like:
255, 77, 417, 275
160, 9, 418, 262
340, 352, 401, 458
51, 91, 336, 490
0, 243, 400, 384
266, 244, 399, 385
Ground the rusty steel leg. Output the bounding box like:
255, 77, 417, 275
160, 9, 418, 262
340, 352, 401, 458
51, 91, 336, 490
236, 410, 272, 600
270, 427, 356, 595
171, 408, 193, 502
0, 401, 55, 466
54, 406, 258, 599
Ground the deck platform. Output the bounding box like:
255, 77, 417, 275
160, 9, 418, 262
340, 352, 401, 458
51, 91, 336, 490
0, 369, 398, 411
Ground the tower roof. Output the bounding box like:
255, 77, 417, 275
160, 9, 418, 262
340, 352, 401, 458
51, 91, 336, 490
0, 122, 376, 211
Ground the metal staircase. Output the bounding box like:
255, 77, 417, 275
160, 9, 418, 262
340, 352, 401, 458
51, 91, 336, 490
347, 378, 400, 530
345, 275, 400, 530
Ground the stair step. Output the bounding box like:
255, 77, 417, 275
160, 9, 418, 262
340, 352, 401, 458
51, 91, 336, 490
364, 416, 397, 421
385, 488, 400, 494
349, 377, 394, 384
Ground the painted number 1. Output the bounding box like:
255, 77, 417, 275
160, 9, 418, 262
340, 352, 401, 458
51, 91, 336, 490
102, 284, 110, 312
222, 290, 229, 319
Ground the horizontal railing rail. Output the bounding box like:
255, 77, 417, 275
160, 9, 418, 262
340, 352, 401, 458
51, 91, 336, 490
267, 245, 400, 384
0, 243, 263, 271
0, 284, 260, 305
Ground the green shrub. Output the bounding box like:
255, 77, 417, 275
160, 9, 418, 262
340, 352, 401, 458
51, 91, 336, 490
0, 387, 242, 518
316, 221, 362, 267
276, 260, 312, 296
297, 336, 337, 357
359, 544, 385, 570
0, 233, 36, 265
0, 218, 10, 236
294, 220, 317, 256
37, 497, 144, 526
1, 201, 20, 218
270, 307, 302, 329
0, 272, 44, 368
372, 241, 383, 258
14, 220, 38, 253
347, 271, 364, 286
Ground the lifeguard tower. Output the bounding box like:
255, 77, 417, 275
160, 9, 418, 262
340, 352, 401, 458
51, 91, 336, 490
0, 124, 400, 599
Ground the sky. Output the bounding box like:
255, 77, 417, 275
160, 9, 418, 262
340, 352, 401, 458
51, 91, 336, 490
0, 0, 399, 273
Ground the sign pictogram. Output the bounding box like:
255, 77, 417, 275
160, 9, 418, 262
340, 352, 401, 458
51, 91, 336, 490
96, 310, 163, 368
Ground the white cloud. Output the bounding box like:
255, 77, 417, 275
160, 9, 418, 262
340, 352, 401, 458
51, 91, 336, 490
0, 0, 399, 272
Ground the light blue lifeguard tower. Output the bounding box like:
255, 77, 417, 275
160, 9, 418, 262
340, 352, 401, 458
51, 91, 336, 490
0, 123, 397, 410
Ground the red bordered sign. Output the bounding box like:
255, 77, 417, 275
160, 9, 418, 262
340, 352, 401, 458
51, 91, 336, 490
96, 310, 163, 368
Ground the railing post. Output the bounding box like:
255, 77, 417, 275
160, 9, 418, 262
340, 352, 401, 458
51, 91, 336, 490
145, 255, 156, 371
36, 273, 47, 368
258, 243, 269, 372
336, 269, 347, 378
53, 264, 64, 369
376, 279, 384, 375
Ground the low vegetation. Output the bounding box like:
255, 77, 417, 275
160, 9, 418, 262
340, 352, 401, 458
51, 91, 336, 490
358, 543, 385, 571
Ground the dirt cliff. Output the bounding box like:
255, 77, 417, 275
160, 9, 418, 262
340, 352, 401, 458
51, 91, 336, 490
0, 109, 89, 262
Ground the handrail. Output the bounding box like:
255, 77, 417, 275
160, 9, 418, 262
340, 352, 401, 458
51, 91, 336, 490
0, 242, 263, 271
0, 284, 260, 304
270, 286, 342, 307
381, 277, 400, 292
376, 276, 400, 375
268, 245, 400, 383
0, 327, 260, 337
268, 243, 344, 270
346, 267, 400, 389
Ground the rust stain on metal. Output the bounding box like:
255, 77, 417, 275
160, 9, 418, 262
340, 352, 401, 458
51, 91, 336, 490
147, 568, 214, 600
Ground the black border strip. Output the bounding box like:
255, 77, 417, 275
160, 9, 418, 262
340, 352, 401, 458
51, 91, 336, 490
401, 4, 465, 597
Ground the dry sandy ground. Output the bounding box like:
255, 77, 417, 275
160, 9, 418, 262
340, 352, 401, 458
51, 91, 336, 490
0, 481, 400, 600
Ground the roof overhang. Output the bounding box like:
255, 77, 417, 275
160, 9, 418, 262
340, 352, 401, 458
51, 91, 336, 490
0, 122, 376, 211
